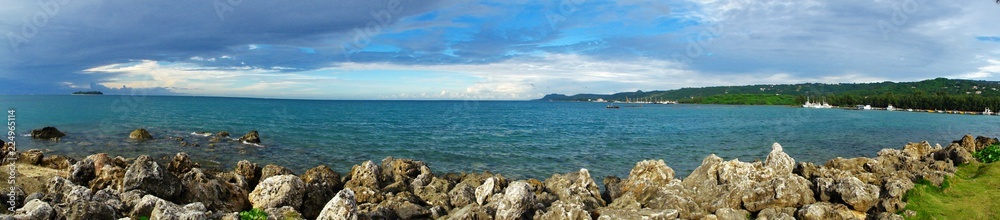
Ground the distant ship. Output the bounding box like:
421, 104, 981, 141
72, 91, 103, 95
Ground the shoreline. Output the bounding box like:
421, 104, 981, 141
0, 134, 993, 219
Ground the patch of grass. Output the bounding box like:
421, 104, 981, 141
973, 143, 1000, 163
240, 208, 268, 220
904, 162, 1000, 219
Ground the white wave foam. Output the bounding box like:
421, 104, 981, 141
190, 132, 212, 137
241, 141, 264, 148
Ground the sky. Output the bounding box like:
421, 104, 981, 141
1, 0, 999, 100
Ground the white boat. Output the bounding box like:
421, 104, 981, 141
802, 98, 833, 109
886, 105, 895, 111
985, 108, 993, 115
856, 105, 872, 110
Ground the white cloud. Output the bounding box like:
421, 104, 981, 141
952, 59, 1000, 79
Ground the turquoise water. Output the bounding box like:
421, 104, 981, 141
2, 95, 998, 179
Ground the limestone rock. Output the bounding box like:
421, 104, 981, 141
344, 161, 384, 204
260, 164, 294, 182
765, 143, 795, 175
815, 177, 879, 212
878, 178, 914, 213
740, 174, 814, 212
129, 128, 153, 140
18, 149, 44, 165
238, 130, 261, 143
796, 202, 861, 220
40, 155, 76, 170
496, 181, 534, 220
975, 136, 998, 152
902, 141, 934, 159
543, 168, 606, 211
714, 208, 749, 220
249, 175, 305, 210
168, 152, 199, 176
13, 199, 54, 220
151, 202, 208, 220
536, 200, 591, 220
955, 134, 976, 154
449, 182, 477, 208
601, 176, 623, 203
30, 127, 65, 140
300, 165, 343, 219
413, 177, 453, 211
235, 160, 263, 187
317, 189, 359, 220
65, 200, 117, 220
180, 168, 250, 213
122, 155, 183, 200
89, 165, 125, 191
757, 207, 796, 220
68, 159, 96, 186
475, 177, 498, 206
266, 206, 305, 220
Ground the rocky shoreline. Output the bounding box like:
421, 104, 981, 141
0, 134, 995, 220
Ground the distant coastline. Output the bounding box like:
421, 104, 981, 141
71, 91, 103, 95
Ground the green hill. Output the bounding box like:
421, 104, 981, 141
539, 78, 1000, 111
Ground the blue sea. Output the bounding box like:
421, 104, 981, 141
2, 95, 998, 179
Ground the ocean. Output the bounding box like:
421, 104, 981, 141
2, 95, 998, 180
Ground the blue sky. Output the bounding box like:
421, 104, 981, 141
1, 0, 999, 99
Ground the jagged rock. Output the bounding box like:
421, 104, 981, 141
975, 136, 998, 152
740, 174, 814, 212
130, 195, 167, 219
375, 192, 431, 219
266, 206, 305, 220
235, 160, 263, 187
249, 175, 305, 210
474, 177, 498, 206
129, 128, 153, 140
902, 141, 934, 159
89, 165, 125, 191
449, 182, 477, 208
260, 164, 294, 182
65, 200, 117, 220
46, 176, 91, 204
875, 212, 905, 220
414, 177, 453, 211
681, 154, 732, 213
13, 199, 55, 220
597, 207, 679, 220
68, 159, 96, 186
300, 165, 343, 219
168, 152, 199, 176
757, 207, 796, 220
238, 130, 261, 143
796, 202, 862, 220
30, 127, 65, 140
120, 190, 147, 213
618, 160, 699, 219
40, 155, 75, 170
122, 155, 183, 200
18, 149, 44, 165
535, 200, 590, 220
765, 143, 795, 174
496, 181, 534, 220
714, 208, 749, 220
317, 189, 359, 220
180, 168, 250, 213
878, 178, 913, 213
344, 161, 384, 204
446, 204, 491, 220
942, 143, 975, 165
85, 153, 113, 172
601, 176, 623, 203
955, 134, 976, 154
151, 202, 208, 220
543, 168, 605, 212
815, 177, 879, 212
381, 157, 435, 188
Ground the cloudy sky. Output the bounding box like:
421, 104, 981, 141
1, 0, 998, 99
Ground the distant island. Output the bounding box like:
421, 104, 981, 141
539, 78, 1000, 112
71, 91, 103, 95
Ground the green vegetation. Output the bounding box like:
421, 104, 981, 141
138, 217, 149, 220
903, 162, 1000, 219
71, 91, 103, 95
240, 208, 268, 220
540, 78, 1000, 110
679, 94, 797, 105
973, 144, 1000, 163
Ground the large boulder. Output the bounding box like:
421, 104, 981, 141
180, 168, 250, 213
18, 149, 45, 165
614, 159, 700, 219
496, 181, 534, 220
68, 159, 96, 186
151, 202, 209, 220
344, 161, 385, 204
13, 199, 55, 220
740, 174, 815, 212
65, 200, 117, 220
796, 202, 862, 220
815, 177, 879, 212
266, 206, 306, 220
317, 188, 359, 220
30, 126, 65, 140
448, 182, 477, 208
765, 143, 795, 174
249, 175, 305, 210
122, 155, 183, 200
168, 152, 199, 176
413, 177, 453, 211
300, 165, 343, 219
234, 160, 263, 188
89, 165, 125, 191
535, 200, 591, 220
543, 168, 606, 212
975, 136, 998, 152
238, 130, 261, 143
260, 164, 295, 182
129, 128, 153, 140
902, 141, 935, 159
381, 157, 434, 188
878, 178, 914, 213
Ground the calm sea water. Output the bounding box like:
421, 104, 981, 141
2, 95, 998, 179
